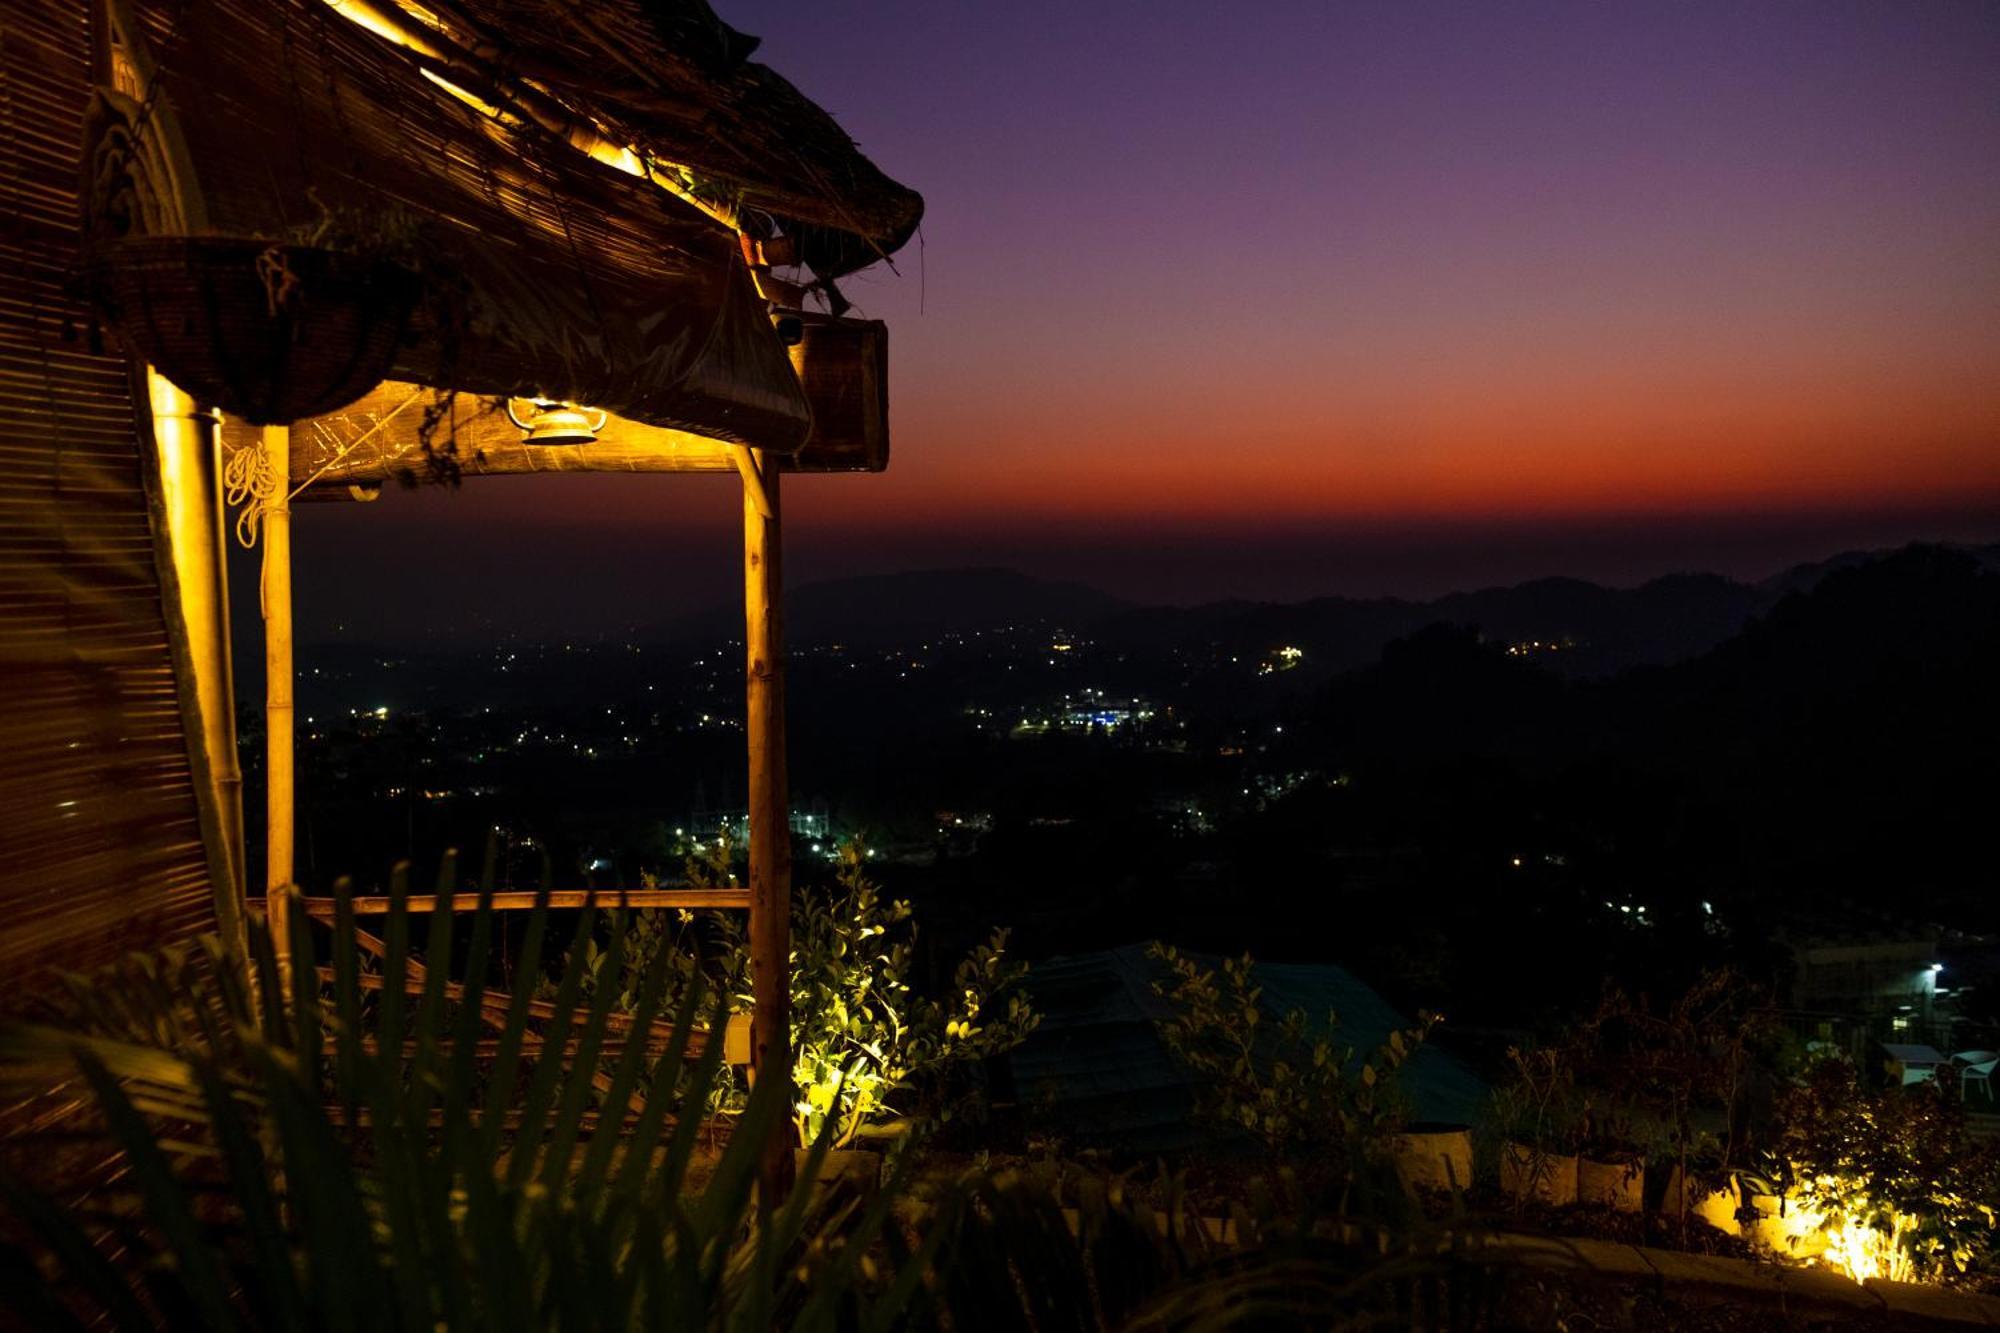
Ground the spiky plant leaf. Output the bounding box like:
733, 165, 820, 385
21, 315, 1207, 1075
0, 852, 1505, 1332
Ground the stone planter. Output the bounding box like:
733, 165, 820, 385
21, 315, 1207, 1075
1695, 1187, 1744, 1235
1734, 1175, 1831, 1263
1658, 1163, 1737, 1232
1577, 1153, 1645, 1212
1391, 1123, 1474, 1196
1499, 1141, 1577, 1207
1659, 1168, 1811, 1247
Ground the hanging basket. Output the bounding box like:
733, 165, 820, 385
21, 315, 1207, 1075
86, 235, 422, 424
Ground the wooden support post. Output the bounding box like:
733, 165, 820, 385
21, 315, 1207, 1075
742, 447, 794, 1206
146, 368, 247, 956
263, 425, 295, 987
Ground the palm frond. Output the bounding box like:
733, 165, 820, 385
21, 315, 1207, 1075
1, 853, 1521, 1332
0, 867, 903, 1330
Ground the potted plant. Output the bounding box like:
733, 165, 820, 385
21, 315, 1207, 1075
81, 182, 451, 425
1573, 1093, 1648, 1213
86, 233, 424, 424
1656, 1146, 1740, 1233
1570, 972, 1779, 1229
1489, 1046, 1580, 1207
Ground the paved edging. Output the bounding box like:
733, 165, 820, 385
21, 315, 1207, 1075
1046, 1204, 2000, 1325
1485, 1233, 2000, 1326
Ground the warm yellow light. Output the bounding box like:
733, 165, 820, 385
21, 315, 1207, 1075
580, 137, 647, 179
322, 0, 443, 56
418, 68, 514, 125
322, 0, 741, 233
1754, 1179, 1921, 1286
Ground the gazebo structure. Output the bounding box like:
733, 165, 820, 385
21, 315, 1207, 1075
0, 0, 919, 1198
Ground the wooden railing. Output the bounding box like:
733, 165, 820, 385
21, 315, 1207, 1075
293, 888, 754, 1127
297, 887, 751, 919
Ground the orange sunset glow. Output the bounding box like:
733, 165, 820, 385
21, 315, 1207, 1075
290, 0, 1999, 634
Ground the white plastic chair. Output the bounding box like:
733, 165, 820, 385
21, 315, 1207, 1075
1953, 1050, 1997, 1104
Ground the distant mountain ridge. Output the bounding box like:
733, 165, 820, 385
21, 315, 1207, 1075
1120, 541, 1999, 676
1759, 540, 2000, 598
1300, 541, 2000, 930
657, 568, 1133, 647
656, 540, 2000, 676
1098, 570, 1772, 677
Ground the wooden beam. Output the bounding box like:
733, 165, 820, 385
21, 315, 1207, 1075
294, 887, 751, 919
322, 1104, 734, 1140
215, 316, 888, 490
363, 1033, 690, 1061
262, 425, 295, 988
743, 448, 795, 1205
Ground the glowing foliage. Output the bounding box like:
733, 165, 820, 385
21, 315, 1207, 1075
592, 839, 1037, 1149
784, 842, 1038, 1147
1772, 1056, 2000, 1285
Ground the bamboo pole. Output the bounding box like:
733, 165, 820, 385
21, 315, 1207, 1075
262, 425, 295, 987
742, 448, 795, 1205
146, 368, 247, 955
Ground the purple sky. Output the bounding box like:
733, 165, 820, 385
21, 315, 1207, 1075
298, 0, 2000, 639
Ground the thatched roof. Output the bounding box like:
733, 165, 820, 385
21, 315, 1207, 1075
89, 0, 918, 443
427, 0, 924, 280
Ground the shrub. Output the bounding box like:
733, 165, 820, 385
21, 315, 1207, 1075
0, 873, 1528, 1330
1564, 972, 1778, 1212
1772, 1055, 2000, 1284
1147, 943, 1433, 1187
786, 843, 1038, 1146
1488, 1044, 1581, 1155
589, 839, 1038, 1148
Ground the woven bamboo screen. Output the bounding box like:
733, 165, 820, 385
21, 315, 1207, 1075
0, 2, 220, 996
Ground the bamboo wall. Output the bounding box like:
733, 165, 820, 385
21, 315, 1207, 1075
0, 2, 220, 997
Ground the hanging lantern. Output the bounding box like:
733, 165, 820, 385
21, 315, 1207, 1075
505, 398, 607, 446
